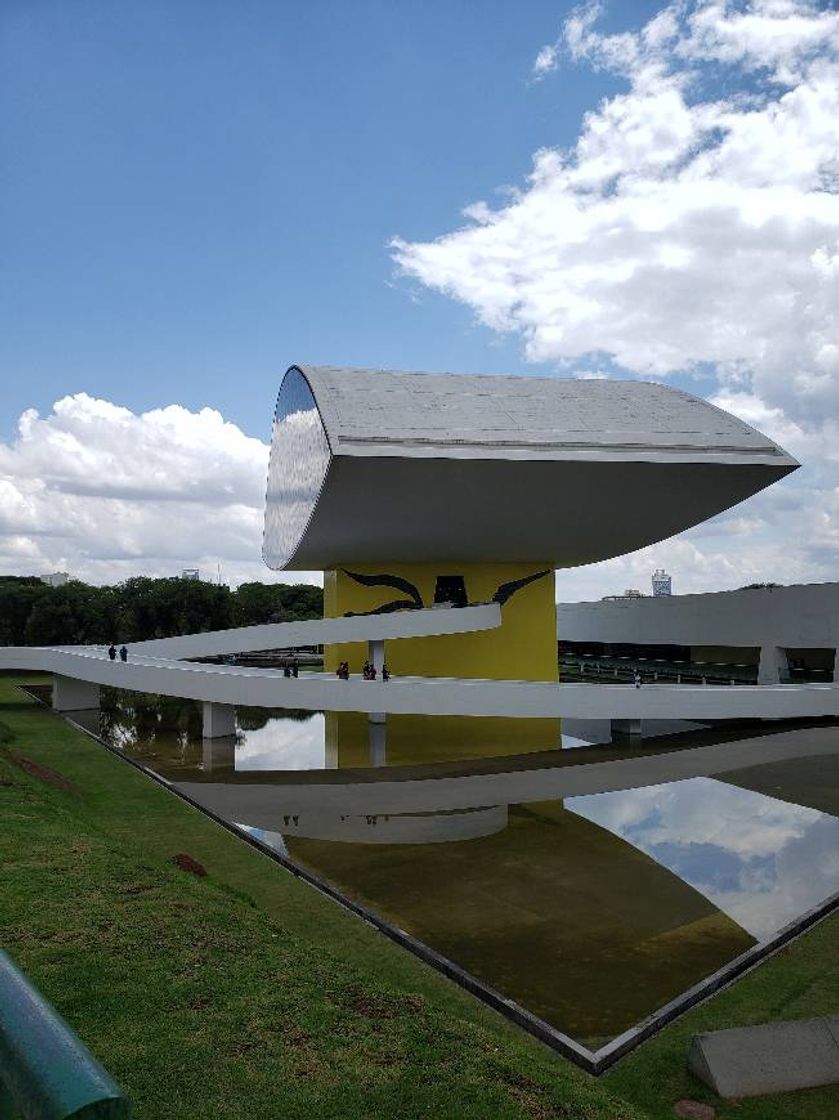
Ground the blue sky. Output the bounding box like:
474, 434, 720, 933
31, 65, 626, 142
1, 1, 837, 593
1, 0, 660, 442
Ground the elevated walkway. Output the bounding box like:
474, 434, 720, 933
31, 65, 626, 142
2, 601, 838, 725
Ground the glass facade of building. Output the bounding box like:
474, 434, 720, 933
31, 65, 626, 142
263, 368, 331, 569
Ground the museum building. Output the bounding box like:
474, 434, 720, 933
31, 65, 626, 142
263, 365, 797, 681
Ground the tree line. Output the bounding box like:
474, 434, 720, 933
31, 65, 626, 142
0, 576, 323, 647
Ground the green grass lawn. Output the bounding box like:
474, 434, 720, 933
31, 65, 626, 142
0, 674, 640, 1120
2, 672, 839, 1120
606, 903, 839, 1119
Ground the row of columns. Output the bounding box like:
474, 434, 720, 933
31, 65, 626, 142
50, 674, 239, 742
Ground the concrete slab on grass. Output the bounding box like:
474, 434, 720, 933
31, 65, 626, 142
688, 1016, 839, 1098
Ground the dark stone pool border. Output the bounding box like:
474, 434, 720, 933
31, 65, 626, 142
24, 685, 839, 1076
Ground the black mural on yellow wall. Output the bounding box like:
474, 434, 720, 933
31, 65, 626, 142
342, 569, 551, 616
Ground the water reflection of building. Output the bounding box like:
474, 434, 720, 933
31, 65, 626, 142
324, 711, 561, 769
105, 691, 839, 1047
281, 795, 755, 1047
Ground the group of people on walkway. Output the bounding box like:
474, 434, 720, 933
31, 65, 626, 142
107, 644, 128, 662
335, 660, 390, 681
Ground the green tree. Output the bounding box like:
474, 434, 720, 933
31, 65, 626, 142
232, 581, 322, 626
23, 581, 115, 645
0, 579, 49, 645
0, 574, 321, 646
113, 577, 233, 642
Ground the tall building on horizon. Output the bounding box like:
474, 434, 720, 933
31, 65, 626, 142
652, 569, 672, 597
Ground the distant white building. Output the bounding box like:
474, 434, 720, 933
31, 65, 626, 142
181, 568, 200, 580
40, 571, 69, 588
558, 581, 839, 684
652, 569, 672, 597
602, 589, 646, 602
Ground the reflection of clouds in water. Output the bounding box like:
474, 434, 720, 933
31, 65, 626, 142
568, 778, 839, 941
561, 733, 595, 750
236, 714, 325, 771
236, 824, 288, 856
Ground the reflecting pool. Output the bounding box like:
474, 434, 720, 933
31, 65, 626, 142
90, 690, 839, 1051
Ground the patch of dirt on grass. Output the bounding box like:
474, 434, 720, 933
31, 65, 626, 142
282, 1026, 310, 1049
674, 1102, 716, 1120
5, 751, 77, 792
339, 985, 425, 1021
40, 927, 90, 946
171, 853, 207, 877
497, 1069, 570, 1120
111, 880, 158, 896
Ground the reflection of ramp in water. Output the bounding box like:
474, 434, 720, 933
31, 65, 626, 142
175, 725, 839, 827
722, 749, 839, 819
256, 805, 508, 845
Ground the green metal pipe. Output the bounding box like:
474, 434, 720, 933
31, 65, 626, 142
0, 950, 129, 1119
0, 1079, 18, 1120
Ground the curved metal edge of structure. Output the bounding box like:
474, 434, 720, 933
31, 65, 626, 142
262, 364, 335, 570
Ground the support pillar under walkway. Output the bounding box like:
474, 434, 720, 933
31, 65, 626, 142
202, 735, 236, 771
611, 718, 642, 745
368, 719, 387, 767
52, 675, 100, 713
368, 637, 385, 726
758, 645, 789, 684
202, 702, 236, 740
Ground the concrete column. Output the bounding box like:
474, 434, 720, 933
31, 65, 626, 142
611, 718, 642, 745
202, 702, 236, 739
368, 638, 386, 724
833, 649, 838, 685
52, 674, 100, 712
368, 639, 385, 676
324, 712, 339, 769
758, 645, 789, 685
202, 736, 236, 771
368, 719, 387, 767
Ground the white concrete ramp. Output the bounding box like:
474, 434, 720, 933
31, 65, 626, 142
2, 599, 839, 721
132, 602, 501, 657
688, 1017, 839, 1098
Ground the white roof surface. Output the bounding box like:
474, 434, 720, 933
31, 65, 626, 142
299, 365, 789, 462
264, 365, 797, 567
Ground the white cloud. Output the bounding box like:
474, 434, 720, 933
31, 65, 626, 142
0, 387, 831, 600
0, 393, 321, 589
532, 42, 560, 78
569, 776, 839, 939
393, 2, 839, 419
392, 1, 839, 598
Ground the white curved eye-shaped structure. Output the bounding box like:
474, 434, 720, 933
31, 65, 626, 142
262, 368, 331, 569
263, 365, 798, 571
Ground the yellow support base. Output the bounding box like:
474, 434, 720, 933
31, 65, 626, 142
323, 562, 558, 682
